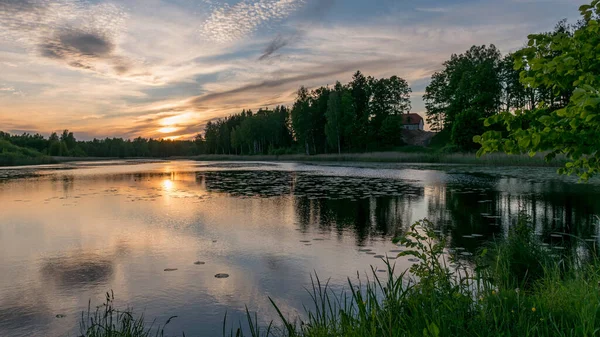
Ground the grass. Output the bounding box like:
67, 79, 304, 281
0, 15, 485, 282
0, 139, 56, 166
188, 151, 567, 167
79, 291, 175, 337
79, 216, 600, 337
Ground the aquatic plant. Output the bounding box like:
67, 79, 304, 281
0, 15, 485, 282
80, 217, 600, 337
79, 291, 175, 337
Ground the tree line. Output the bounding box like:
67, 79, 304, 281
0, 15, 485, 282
203, 74, 412, 155
0, 130, 204, 158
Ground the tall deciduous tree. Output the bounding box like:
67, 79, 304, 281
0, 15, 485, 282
291, 86, 312, 155
476, 1, 600, 180
325, 82, 356, 154
424, 45, 503, 150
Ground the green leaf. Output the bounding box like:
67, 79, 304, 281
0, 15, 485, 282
518, 136, 531, 149
532, 133, 541, 147
572, 88, 587, 100
538, 115, 552, 125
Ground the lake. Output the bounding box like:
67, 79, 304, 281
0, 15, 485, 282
1, 160, 599, 337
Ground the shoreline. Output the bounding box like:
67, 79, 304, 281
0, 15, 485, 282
0, 152, 566, 168
184, 152, 565, 167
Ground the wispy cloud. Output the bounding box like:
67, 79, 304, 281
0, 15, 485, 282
199, 0, 306, 42
258, 34, 295, 61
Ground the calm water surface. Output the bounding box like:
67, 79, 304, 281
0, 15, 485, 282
1, 160, 599, 337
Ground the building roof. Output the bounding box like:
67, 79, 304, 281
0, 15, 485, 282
402, 113, 424, 125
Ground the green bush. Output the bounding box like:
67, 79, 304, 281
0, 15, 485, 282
0, 139, 55, 166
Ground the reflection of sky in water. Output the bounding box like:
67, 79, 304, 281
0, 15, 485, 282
0, 161, 599, 336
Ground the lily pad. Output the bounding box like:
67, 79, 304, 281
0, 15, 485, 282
374, 255, 385, 258
300, 240, 311, 243
215, 273, 229, 278
366, 252, 377, 255
194, 261, 205, 265
358, 248, 373, 252
164, 268, 178, 272
407, 258, 420, 262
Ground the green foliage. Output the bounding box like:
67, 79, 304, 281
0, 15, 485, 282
451, 108, 486, 151
486, 212, 551, 290
81, 214, 600, 337
476, 2, 600, 180
427, 128, 451, 149
424, 45, 507, 150
0, 139, 55, 166
227, 218, 600, 337
378, 115, 404, 147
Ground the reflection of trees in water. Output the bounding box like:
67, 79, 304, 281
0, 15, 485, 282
425, 180, 600, 254
295, 195, 421, 246
40, 253, 114, 290
202, 170, 436, 244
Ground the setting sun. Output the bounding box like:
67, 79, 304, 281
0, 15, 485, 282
157, 127, 180, 134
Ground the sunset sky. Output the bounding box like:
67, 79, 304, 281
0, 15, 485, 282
0, 0, 580, 140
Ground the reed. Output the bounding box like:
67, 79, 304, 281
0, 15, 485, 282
80, 217, 600, 337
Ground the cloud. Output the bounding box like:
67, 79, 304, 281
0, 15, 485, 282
38, 29, 115, 67
258, 34, 292, 60
0, 0, 147, 79
189, 58, 398, 107
0, 85, 23, 96
256, 0, 336, 62
199, 0, 306, 42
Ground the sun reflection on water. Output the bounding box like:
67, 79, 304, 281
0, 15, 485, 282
162, 178, 174, 191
